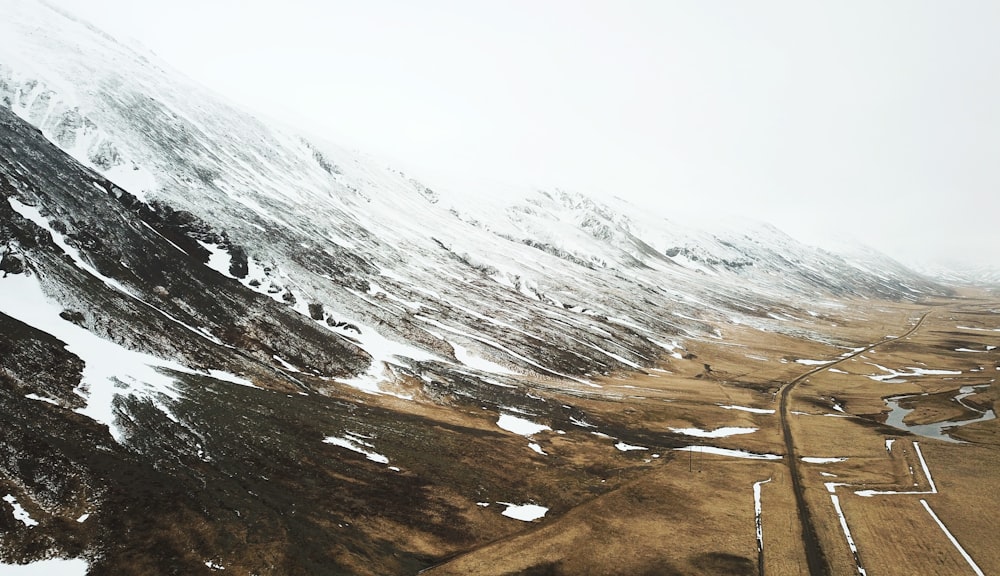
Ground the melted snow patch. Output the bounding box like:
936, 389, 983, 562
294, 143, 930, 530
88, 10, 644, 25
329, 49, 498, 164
499, 503, 548, 521
670, 426, 758, 438
3, 494, 37, 527
497, 414, 550, 436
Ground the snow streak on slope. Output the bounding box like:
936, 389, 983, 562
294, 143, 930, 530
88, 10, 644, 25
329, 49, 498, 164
0, 0, 948, 395
0, 271, 254, 443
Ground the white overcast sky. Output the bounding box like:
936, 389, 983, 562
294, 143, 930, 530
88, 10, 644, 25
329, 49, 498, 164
48, 0, 1000, 270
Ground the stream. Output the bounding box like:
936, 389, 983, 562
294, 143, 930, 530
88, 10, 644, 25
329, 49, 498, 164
884, 385, 995, 443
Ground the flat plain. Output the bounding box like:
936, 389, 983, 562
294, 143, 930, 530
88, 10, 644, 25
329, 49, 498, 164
405, 290, 1000, 576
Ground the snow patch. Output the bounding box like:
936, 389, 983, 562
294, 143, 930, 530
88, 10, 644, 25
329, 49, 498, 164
323, 433, 389, 464
0, 272, 256, 444
719, 405, 774, 415
614, 442, 648, 451
674, 446, 782, 460
497, 414, 550, 436
669, 426, 758, 438
795, 359, 832, 366
2, 494, 38, 527
449, 340, 518, 375
528, 443, 547, 455
0, 559, 89, 574
499, 503, 548, 522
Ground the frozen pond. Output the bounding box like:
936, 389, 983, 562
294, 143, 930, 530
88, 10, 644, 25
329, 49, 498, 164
883, 385, 995, 443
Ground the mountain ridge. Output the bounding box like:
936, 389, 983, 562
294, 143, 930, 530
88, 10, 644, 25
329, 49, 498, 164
0, 2, 971, 573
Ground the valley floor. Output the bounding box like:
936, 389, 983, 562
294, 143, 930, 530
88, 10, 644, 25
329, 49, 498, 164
3, 290, 999, 576
413, 291, 1000, 576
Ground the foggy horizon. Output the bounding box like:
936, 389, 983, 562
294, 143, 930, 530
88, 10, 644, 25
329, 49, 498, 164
47, 0, 1000, 273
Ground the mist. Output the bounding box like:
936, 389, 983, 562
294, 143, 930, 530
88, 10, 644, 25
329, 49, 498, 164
49, 0, 1000, 271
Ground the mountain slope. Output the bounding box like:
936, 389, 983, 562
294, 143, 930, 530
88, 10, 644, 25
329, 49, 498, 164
0, 0, 948, 390
0, 1, 959, 573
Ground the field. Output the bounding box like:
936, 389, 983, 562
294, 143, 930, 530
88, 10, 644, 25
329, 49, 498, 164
401, 291, 1000, 576
4, 289, 997, 575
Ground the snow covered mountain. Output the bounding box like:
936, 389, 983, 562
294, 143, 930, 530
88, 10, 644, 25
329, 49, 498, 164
0, 1, 953, 573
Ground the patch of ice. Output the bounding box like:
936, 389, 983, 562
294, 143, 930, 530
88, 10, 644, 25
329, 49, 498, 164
669, 426, 758, 438
499, 503, 548, 522
2, 494, 38, 527
497, 414, 550, 436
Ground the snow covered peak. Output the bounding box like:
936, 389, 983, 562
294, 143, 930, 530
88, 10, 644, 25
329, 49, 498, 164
0, 0, 950, 393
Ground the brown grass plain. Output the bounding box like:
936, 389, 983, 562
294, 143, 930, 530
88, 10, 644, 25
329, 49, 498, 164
361, 292, 1000, 575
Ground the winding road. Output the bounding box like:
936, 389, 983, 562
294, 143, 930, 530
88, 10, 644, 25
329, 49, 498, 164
774, 310, 932, 576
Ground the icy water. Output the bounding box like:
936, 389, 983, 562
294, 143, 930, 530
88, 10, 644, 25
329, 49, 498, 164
884, 385, 995, 443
